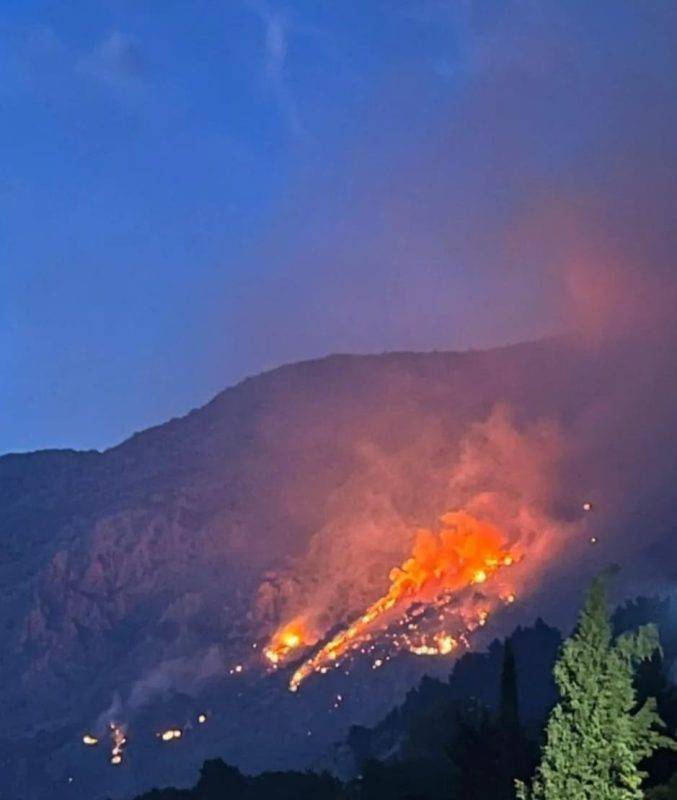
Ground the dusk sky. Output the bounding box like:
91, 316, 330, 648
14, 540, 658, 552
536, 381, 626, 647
3, 0, 676, 453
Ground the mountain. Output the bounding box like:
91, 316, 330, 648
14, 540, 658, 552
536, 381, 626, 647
2, 338, 676, 799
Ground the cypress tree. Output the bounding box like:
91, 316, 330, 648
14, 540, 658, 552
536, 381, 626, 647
517, 578, 676, 800
495, 640, 533, 798
499, 641, 520, 734
450, 705, 503, 800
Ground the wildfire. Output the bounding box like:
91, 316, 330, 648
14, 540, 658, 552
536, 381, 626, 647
264, 620, 310, 666
286, 511, 515, 691
410, 632, 458, 656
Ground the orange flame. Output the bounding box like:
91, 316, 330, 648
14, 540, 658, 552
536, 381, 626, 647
284, 511, 515, 691
264, 619, 312, 666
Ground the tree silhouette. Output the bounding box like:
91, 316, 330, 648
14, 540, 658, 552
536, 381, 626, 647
498, 641, 520, 733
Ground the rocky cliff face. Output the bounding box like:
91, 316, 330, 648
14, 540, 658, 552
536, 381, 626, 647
2, 340, 675, 799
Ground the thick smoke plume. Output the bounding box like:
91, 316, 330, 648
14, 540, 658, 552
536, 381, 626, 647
263, 405, 586, 681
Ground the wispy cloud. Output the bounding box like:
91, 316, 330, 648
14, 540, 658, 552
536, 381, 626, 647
247, 0, 305, 138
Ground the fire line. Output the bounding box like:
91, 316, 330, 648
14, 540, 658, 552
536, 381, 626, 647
265, 511, 517, 691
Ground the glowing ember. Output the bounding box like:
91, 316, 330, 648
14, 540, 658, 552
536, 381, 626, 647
159, 728, 182, 742
109, 723, 126, 766
410, 632, 457, 656
82, 734, 98, 746
286, 511, 515, 691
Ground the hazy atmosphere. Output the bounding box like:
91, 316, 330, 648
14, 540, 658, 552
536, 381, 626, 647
3, 4, 677, 800
4, 0, 676, 452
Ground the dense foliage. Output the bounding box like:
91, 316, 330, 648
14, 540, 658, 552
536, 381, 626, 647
518, 580, 676, 800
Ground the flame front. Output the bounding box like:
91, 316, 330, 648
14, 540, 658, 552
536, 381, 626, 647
276, 511, 516, 691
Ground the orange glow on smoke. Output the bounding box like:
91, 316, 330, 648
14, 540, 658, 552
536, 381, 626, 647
284, 511, 515, 691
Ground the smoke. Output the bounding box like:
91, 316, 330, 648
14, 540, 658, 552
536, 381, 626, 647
250, 1, 677, 656
126, 646, 226, 710
211, 1, 675, 373
94, 646, 226, 732
262, 404, 582, 663
66, 0, 677, 739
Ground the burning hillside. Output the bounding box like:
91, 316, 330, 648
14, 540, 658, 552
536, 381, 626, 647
5, 339, 677, 800
266, 511, 518, 690
253, 402, 574, 701
68, 401, 573, 781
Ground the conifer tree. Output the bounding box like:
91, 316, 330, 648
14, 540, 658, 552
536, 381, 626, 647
496, 640, 533, 798
499, 641, 520, 734
517, 578, 676, 800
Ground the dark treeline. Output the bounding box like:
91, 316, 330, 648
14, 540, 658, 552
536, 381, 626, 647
133, 594, 677, 800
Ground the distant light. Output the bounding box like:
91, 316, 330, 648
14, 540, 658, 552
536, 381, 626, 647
198, 713, 207, 724
583, 501, 593, 512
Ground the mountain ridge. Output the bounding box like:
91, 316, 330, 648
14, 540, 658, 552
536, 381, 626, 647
3, 335, 674, 800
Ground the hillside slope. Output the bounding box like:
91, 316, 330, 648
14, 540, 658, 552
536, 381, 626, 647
2, 338, 676, 799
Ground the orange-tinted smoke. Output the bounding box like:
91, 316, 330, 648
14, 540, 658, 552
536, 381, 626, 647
283, 511, 515, 690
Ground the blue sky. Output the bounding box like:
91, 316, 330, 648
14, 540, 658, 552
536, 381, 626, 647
2, 1, 676, 453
